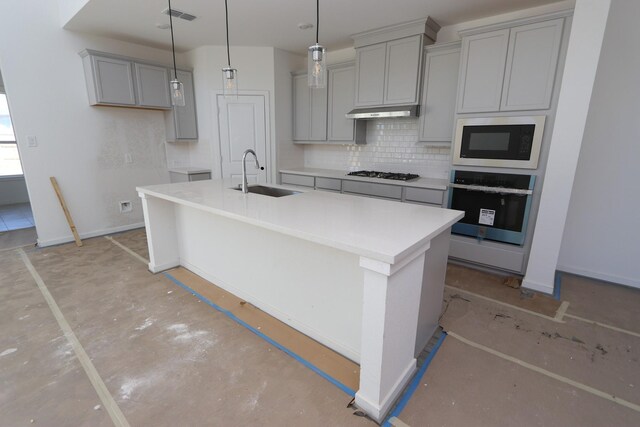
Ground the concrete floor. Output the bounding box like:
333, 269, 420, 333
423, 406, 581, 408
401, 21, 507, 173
0, 229, 638, 426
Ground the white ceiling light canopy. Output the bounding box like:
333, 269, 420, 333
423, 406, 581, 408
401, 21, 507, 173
308, 0, 326, 89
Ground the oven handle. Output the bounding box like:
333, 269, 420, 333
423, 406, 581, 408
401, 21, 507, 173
449, 183, 533, 195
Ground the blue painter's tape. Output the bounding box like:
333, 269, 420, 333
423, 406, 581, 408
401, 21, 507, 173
163, 272, 356, 397
553, 271, 562, 300
382, 331, 448, 427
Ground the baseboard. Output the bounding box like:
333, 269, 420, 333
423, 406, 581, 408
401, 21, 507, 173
37, 222, 145, 247
521, 277, 554, 295
557, 264, 640, 289
355, 359, 417, 423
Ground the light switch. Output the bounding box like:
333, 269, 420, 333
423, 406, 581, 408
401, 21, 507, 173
125, 153, 133, 163
27, 136, 38, 147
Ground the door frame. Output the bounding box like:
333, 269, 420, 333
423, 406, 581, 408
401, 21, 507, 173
211, 90, 273, 184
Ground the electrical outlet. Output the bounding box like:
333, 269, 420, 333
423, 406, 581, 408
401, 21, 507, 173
27, 136, 38, 147
119, 201, 132, 213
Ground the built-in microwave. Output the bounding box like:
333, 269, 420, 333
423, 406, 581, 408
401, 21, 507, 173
452, 116, 546, 169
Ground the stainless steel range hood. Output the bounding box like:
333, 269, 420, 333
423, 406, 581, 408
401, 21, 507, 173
345, 105, 420, 119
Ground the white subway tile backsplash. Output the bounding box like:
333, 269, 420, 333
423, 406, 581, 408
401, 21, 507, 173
304, 118, 452, 179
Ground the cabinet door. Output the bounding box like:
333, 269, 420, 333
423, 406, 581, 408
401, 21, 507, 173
354, 44, 386, 106
309, 85, 328, 141
134, 63, 171, 108
327, 65, 355, 141
384, 35, 423, 105
92, 56, 136, 105
419, 46, 461, 142
457, 29, 509, 113
501, 19, 564, 111
172, 70, 198, 139
292, 74, 310, 140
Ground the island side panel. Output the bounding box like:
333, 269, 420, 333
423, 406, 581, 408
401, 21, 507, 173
415, 228, 452, 355
173, 203, 365, 363
356, 247, 428, 423
139, 192, 180, 272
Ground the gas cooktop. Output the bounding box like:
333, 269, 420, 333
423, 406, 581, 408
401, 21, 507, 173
347, 170, 420, 181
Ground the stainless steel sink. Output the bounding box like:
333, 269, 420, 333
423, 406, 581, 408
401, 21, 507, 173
232, 185, 300, 197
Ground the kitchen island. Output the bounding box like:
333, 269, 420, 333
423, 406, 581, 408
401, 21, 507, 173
137, 179, 462, 422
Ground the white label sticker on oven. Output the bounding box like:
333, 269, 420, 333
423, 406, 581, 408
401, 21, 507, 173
479, 209, 496, 226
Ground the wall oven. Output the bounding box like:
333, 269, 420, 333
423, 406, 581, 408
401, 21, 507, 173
452, 116, 546, 169
448, 170, 535, 246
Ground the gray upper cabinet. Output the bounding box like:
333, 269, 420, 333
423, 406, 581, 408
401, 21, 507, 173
165, 70, 198, 140
457, 16, 565, 113
134, 63, 171, 108
501, 19, 564, 111
292, 73, 327, 141
80, 49, 172, 110
457, 29, 509, 113
293, 63, 364, 144
327, 64, 356, 141
84, 54, 137, 106
419, 42, 461, 142
384, 35, 423, 105
354, 43, 387, 106
354, 35, 424, 107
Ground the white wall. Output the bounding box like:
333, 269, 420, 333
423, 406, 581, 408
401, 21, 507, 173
182, 46, 278, 181
274, 48, 305, 173
558, 0, 640, 289
0, 0, 183, 245
523, 0, 611, 294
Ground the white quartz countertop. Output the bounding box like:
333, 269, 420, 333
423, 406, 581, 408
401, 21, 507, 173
279, 167, 449, 191
137, 180, 463, 265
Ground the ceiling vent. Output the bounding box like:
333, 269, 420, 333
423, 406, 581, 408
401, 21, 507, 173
161, 8, 197, 21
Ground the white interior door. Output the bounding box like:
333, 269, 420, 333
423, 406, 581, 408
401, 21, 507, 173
216, 93, 268, 186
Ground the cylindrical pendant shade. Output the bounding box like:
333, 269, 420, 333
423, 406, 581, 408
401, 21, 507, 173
170, 79, 186, 107
222, 67, 238, 98
308, 43, 326, 89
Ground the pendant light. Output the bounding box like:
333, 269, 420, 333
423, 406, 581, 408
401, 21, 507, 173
168, 0, 185, 106
308, 0, 326, 88
222, 0, 238, 98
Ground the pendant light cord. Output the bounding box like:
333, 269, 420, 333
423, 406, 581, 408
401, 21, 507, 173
315, 0, 319, 44
225, 0, 231, 67
168, 0, 178, 79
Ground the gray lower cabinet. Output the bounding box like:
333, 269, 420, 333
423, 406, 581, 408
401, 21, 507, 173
419, 42, 461, 142
169, 170, 211, 183
281, 173, 315, 188
134, 63, 171, 108
403, 187, 444, 206
342, 180, 403, 200
315, 177, 342, 192
165, 70, 198, 140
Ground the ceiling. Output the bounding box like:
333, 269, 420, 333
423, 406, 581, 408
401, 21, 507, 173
64, 0, 565, 54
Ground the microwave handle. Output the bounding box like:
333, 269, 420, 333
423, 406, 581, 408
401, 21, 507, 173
449, 183, 533, 196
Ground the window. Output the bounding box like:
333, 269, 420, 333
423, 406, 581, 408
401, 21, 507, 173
0, 93, 22, 176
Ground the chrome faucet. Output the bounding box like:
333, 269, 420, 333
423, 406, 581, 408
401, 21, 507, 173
241, 149, 261, 193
